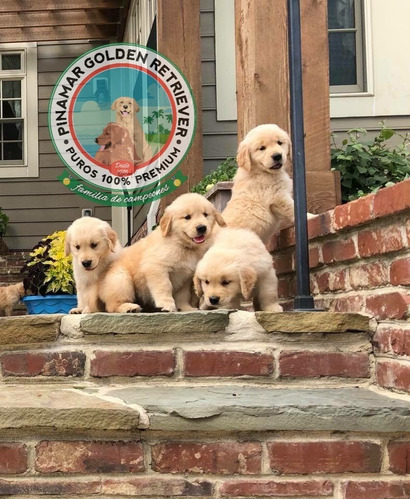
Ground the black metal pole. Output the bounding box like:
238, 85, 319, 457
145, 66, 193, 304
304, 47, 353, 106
288, 0, 315, 310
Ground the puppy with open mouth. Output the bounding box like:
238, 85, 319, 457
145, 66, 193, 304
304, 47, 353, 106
99, 193, 226, 313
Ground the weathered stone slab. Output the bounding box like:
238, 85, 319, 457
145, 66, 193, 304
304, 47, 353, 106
0, 385, 142, 432
79, 311, 231, 335
105, 385, 410, 433
255, 311, 371, 333
0, 315, 61, 346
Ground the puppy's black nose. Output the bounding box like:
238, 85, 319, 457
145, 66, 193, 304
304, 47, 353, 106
272, 153, 282, 162
82, 260, 92, 269
209, 296, 220, 305
95, 138, 99, 143
196, 225, 207, 234
123, 105, 128, 109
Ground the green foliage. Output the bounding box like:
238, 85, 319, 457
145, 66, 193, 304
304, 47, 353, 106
21, 230, 75, 296
191, 157, 238, 195
331, 123, 410, 203
0, 208, 9, 236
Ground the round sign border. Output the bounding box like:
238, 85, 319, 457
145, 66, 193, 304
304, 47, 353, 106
48, 42, 197, 194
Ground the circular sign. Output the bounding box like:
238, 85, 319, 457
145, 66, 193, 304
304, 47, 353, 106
49, 43, 196, 193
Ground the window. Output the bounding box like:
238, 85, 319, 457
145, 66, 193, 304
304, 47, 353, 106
0, 42, 38, 178
328, 0, 366, 93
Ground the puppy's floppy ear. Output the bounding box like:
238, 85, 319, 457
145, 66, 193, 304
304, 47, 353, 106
237, 141, 252, 171
64, 230, 71, 256
106, 227, 119, 252
193, 274, 203, 297
111, 98, 120, 111
213, 209, 227, 228
160, 211, 172, 237
239, 267, 257, 300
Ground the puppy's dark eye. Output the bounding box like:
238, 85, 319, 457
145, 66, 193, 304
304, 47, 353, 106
91, 243, 98, 249
184, 215, 191, 220
75, 245, 80, 250
221, 280, 231, 286
203, 212, 208, 217
278, 141, 283, 146
259, 145, 266, 151
204, 280, 209, 285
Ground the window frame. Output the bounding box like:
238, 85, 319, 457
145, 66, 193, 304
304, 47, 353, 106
0, 42, 38, 178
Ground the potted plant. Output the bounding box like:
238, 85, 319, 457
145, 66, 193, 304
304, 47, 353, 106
20, 230, 77, 314
191, 157, 237, 211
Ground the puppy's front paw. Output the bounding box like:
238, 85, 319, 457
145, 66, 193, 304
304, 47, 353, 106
69, 307, 82, 314
157, 300, 177, 312
116, 302, 142, 313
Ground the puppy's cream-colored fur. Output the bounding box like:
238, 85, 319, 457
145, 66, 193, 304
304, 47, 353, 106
0, 282, 25, 316
99, 193, 226, 313
222, 124, 295, 243
194, 228, 282, 312
65, 217, 122, 314
111, 96, 153, 162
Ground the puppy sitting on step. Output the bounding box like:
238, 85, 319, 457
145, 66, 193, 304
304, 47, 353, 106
99, 193, 226, 313
222, 124, 295, 243
65, 217, 122, 314
194, 228, 282, 312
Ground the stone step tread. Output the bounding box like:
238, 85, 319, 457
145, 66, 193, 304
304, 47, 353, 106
0, 385, 143, 433
99, 385, 410, 433
2, 384, 409, 435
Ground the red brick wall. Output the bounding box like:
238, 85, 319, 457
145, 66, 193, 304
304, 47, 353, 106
1, 435, 409, 497
270, 180, 410, 394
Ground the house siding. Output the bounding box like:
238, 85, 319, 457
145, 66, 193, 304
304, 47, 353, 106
200, 0, 238, 176
1, 41, 112, 251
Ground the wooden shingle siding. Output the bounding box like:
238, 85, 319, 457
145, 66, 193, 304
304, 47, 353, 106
0, 0, 127, 43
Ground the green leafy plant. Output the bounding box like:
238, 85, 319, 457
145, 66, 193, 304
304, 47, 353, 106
21, 230, 75, 296
0, 208, 9, 236
331, 123, 410, 203
191, 157, 238, 195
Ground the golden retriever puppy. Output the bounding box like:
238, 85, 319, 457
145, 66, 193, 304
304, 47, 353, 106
0, 282, 25, 316
194, 228, 282, 312
99, 193, 226, 313
65, 217, 122, 314
111, 97, 153, 162
222, 123, 294, 243
94, 122, 141, 166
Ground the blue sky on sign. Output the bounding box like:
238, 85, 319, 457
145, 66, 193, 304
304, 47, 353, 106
73, 67, 172, 157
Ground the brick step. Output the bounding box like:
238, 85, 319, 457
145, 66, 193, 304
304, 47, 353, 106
0, 383, 409, 498
0, 311, 375, 387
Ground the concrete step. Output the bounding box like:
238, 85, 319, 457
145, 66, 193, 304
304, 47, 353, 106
0, 311, 375, 388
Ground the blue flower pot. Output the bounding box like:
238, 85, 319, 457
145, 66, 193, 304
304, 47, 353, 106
22, 295, 77, 314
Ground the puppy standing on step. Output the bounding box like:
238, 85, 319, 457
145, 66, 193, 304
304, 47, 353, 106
0, 282, 25, 316
222, 123, 295, 243
99, 193, 226, 313
194, 228, 282, 312
65, 217, 122, 314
